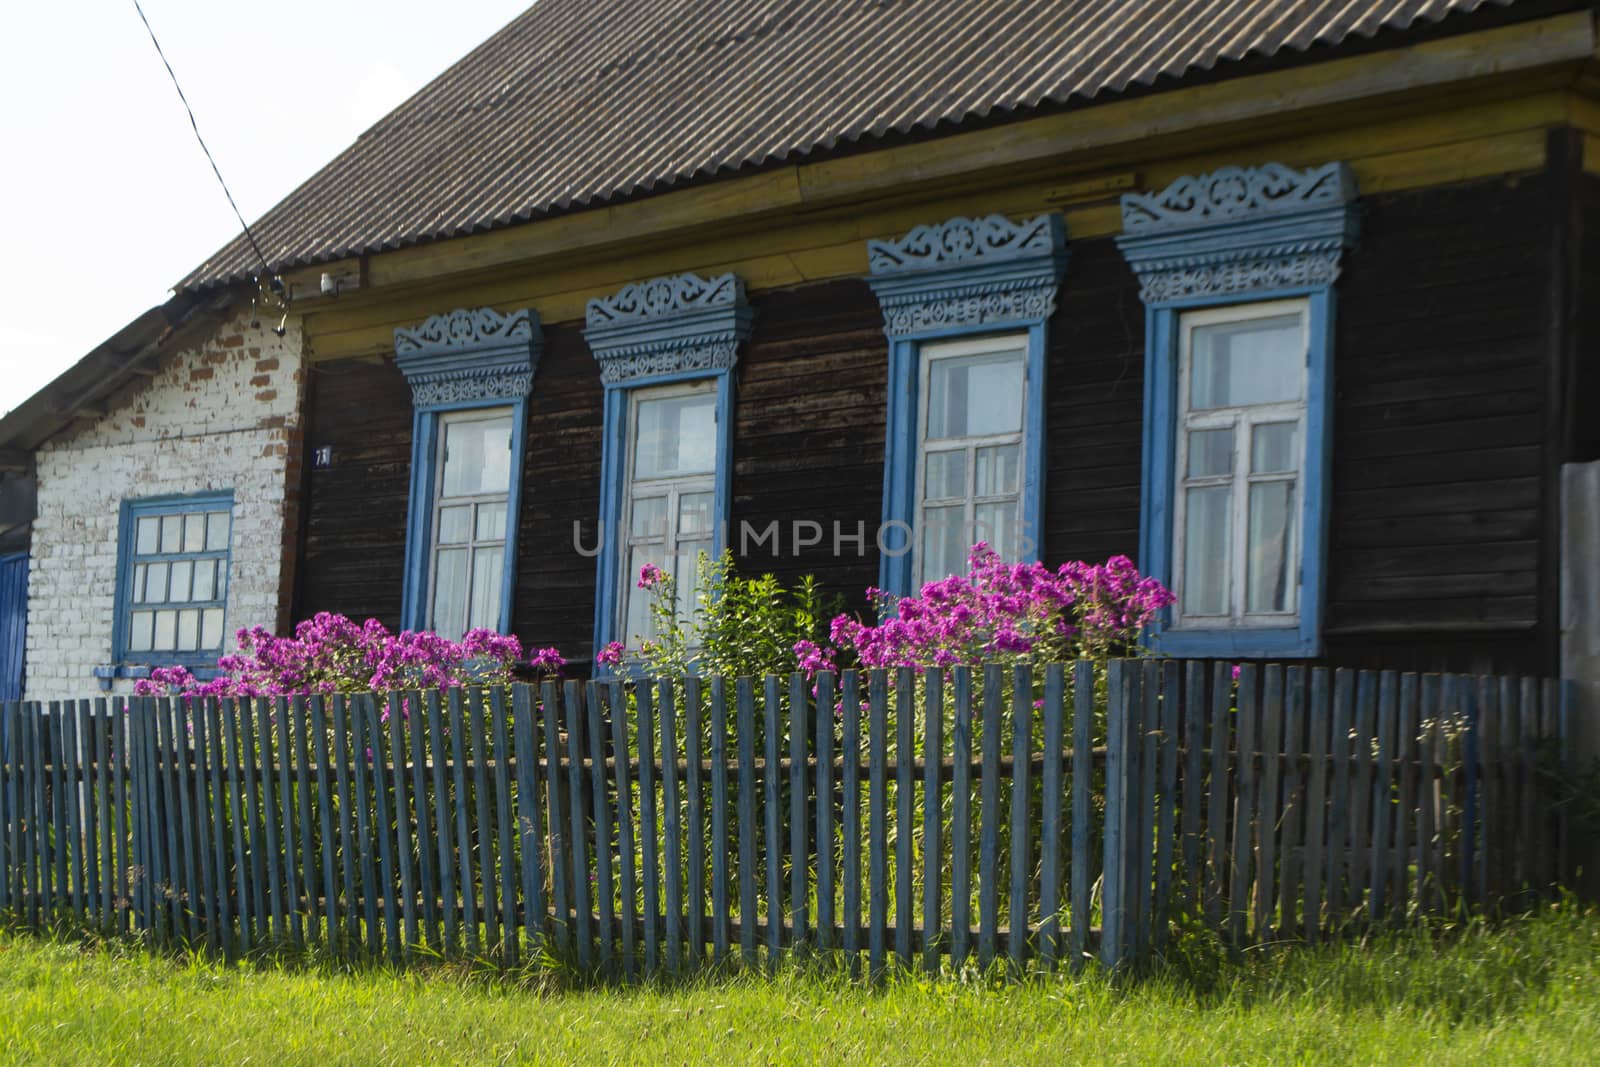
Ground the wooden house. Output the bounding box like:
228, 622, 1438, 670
5, 0, 1600, 702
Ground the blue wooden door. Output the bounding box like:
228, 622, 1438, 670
0, 552, 26, 702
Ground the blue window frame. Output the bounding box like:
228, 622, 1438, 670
583, 272, 753, 656
395, 307, 540, 637
866, 213, 1067, 596
113, 490, 234, 668
1116, 162, 1359, 657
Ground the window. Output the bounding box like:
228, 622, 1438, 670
1116, 161, 1358, 657
1172, 302, 1307, 628
866, 213, 1068, 596
115, 492, 233, 665
427, 409, 514, 641
916, 335, 1028, 583
583, 271, 752, 659
619, 383, 717, 642
395, 306, 539, 638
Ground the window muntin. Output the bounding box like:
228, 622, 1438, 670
620, 382, 717, 643
916, 335, 1028, 584
123, 499, 231, 658
428, 409, 514, 641
1173, 302, 1307, 628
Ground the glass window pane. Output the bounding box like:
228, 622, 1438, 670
176, 609, 200, 652
201, 609, 225, 651
920, 505, 966, 582
975, 444, 1020, 497
1247, 482, 1297, 614
153, 610, 177, 652
927, 348, 1025, 439
192, 560, 216, 603
431, 547, 469, 641
437, 505, 472, 545
1251, 422, 1299, 474
214, 565, 227, 601
183, 514, 205, 553
1182, 486, 1231, 617
205, 512, 231, 552
129, 612, 154, 653
468, 547, 503, 632
634, 391, 716, 479
1187, 428, 1233, 478
678, 493, 714, 539
1189, 313, 1302, 410
475, 501, 507, 542
135, 517, 160, 556
146, 562, 169, 605
624, 545, 668, 642
676, 542, 712, 614
630, 495, 668, 539
132, 564, 148, 605
440, 414, 513, 498
924, 450, 965, 501
974, 501, 1018, 559
168, 560, 194, 604
160, 515, 183, 553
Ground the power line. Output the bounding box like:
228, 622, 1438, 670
129, 0, 277, 284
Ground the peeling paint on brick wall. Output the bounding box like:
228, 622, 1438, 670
23, 308, 306, 702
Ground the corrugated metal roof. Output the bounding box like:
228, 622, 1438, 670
179, 0, 1522, 291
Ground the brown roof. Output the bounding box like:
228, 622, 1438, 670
179, 0, 1522, 292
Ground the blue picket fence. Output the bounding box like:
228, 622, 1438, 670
0, 660, 1575, 975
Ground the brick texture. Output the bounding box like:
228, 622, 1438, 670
22, 308, 305, 702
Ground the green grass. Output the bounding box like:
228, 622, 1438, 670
1, 907, 1597, 1065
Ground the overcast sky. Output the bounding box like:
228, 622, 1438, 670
0, 0, 534, 417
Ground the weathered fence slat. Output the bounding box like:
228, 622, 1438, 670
607, 680, 637, 978
409, 690, 438, 951
660, 679, 682, 973
791, 672, 810, 956
387, 693, 417, 956
1009, 664, 1033, 969
1394, 675, 1419, 918
310, 695, 337, 951
840, 671, 862, 975
1204, 663, 1231, 930
867, 670, 887, 977
737, 677, 758, 970
637, 680, 659, 975
1038, 664, 1063, 969
1154, 660, 1180, 953
562, 681, 590, 970
585, 681, 612, 971
896, 667, 915, 968
815, 671, 835, 957
978, 663, 1002, 969
763, 674, 784, 975
428, 690, 457, 955
950, 667, 973, 969
709, 677, 731, 964
922, 666, 944, 970
1255, 667, 1284, 942
292, 696, 316, 946
1303, 670, 1330, 943
1070, 661, 1093, 974
1279, 669, 1305, 940
684, 676, 705, 963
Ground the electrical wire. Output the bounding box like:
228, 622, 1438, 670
129, 0, 277, 284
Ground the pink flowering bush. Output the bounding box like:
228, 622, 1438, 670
820, 543, 1174, 674
134, 612, 562, 700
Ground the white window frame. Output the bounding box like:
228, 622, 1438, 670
617, 379, 718, 642
913, 333, 1030, 585
426, 406, 514, 640
1171, 299, 1309, 630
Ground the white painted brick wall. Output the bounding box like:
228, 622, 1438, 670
23, 308, 305, 703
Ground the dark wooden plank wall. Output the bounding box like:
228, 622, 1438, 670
296, 357, 412, 627
294, 173, 1569, 676
729, 280, 885, 615
509, 324, 604, 662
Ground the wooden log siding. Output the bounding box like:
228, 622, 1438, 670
292, 176, 1562, 675
0, 661, 1573, 979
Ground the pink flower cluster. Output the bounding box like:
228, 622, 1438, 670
813, 543, 1174, 672
134, 612, 560, 700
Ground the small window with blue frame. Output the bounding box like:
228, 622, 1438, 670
116, 492, 233, 665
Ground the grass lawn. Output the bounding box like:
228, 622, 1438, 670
1, 906, 1596, 1065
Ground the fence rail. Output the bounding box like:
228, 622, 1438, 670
0, 660, 1575, 976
